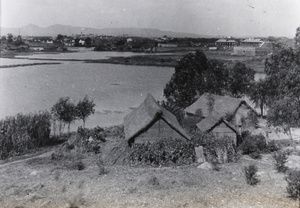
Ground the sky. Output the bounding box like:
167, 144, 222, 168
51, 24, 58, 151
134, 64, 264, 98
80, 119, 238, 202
1, 0, 300, 37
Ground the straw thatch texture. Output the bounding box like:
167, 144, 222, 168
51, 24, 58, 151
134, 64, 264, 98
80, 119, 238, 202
184, 93, 253, 120
197, 117, 238, 134
124, 94, 190, 142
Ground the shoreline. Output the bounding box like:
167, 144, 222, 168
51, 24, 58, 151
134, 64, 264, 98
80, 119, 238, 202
0, 62, 61, 68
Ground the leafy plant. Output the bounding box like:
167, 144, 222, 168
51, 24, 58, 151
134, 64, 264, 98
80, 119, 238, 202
130, 138, 195, 166
238, 133, 267, 155
273, 151, 289, 173
244, 164, 260, 186
285, 170, 300, 206
249, 151, 262, 159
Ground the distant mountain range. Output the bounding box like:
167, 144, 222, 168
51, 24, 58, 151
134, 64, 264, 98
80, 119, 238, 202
0, 24, 211, 38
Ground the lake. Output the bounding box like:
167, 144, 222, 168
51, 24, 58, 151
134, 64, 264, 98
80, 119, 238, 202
0, 58, 174, 130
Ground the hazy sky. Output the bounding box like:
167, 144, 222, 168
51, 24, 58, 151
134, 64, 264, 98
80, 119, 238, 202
1, 0, 300, 37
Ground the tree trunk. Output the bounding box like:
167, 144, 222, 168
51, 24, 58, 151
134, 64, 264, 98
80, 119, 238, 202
68, 123, 71, 136
83, 119, 85, 129
260, 102, 264, 117
59, 120, 62, 136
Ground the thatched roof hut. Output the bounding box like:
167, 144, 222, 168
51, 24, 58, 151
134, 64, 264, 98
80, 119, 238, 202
185, 93, 248, 117
124, 94, 190, 144
196, 117, 238, 145
185, 93, 256, 127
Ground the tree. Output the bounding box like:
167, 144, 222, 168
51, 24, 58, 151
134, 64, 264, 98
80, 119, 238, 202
85, 37, 92, 47
263, 47, 300, 139
55, 34, 64, 43
227, 62, 255, 98
249, 79, 268, 117
51, 97, 77, 136
164, 50, 228, 108
76, 95, 95, 128
7, 33, 13, 43
295, 26, 300, 47
74, 38, 80, 47
14, 35, 24, 46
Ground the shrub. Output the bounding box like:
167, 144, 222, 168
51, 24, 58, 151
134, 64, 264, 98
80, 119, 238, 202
238, 133, 267, 155
76, 160, 85, 170
244, 164, 260, 185
285, 170, 300, 200
266, 140, 280, 152
203, 136, 237, 164
192, 132, 237, 164
249, 151, 262, 159
129, 138, 195, 166
273, 151, 289, 173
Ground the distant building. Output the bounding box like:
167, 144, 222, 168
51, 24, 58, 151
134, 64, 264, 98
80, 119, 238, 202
240, 38, 264, 47
215, 39, 237, 49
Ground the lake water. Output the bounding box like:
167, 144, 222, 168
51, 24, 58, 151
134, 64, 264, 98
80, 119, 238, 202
0, 58, 174, 130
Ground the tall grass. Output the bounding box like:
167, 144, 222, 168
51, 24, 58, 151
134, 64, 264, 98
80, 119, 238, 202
0, 111, 51, 159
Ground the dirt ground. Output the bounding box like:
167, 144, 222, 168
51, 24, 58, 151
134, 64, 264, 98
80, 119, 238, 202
0, 146, 299, 208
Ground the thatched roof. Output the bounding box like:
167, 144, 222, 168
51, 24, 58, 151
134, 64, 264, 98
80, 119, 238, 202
196, 117, 238, 133
184, 93, 253, 119
124, 94, 190, 141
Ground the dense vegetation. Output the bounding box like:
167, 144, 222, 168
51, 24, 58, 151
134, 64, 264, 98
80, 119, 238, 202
164, 50, 255, 108
129, 138, 195, 166
0, 111, 51, 159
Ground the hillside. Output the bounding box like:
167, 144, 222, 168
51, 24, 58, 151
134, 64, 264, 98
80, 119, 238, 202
0, 24, 210, 38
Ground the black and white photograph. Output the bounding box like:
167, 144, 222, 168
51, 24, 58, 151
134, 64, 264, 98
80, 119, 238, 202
0, 0, 300, 207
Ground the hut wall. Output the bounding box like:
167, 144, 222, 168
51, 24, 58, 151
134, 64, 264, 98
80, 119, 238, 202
232, 104, 251, 126
134, 118, 184, 143
211, 122, 237, 145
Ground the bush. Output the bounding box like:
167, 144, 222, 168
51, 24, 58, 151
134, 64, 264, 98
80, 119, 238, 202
76, 160, 85, 170
0, 111, 51, 159
249, 151, 262, 159
129, 138, 195, 166
266, 140, 280, 152
244, 164, 260, 186
192, 132, 237, 164
273, 151, 289, 173
285, 170, 300, 200
238, 133, 267, 155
